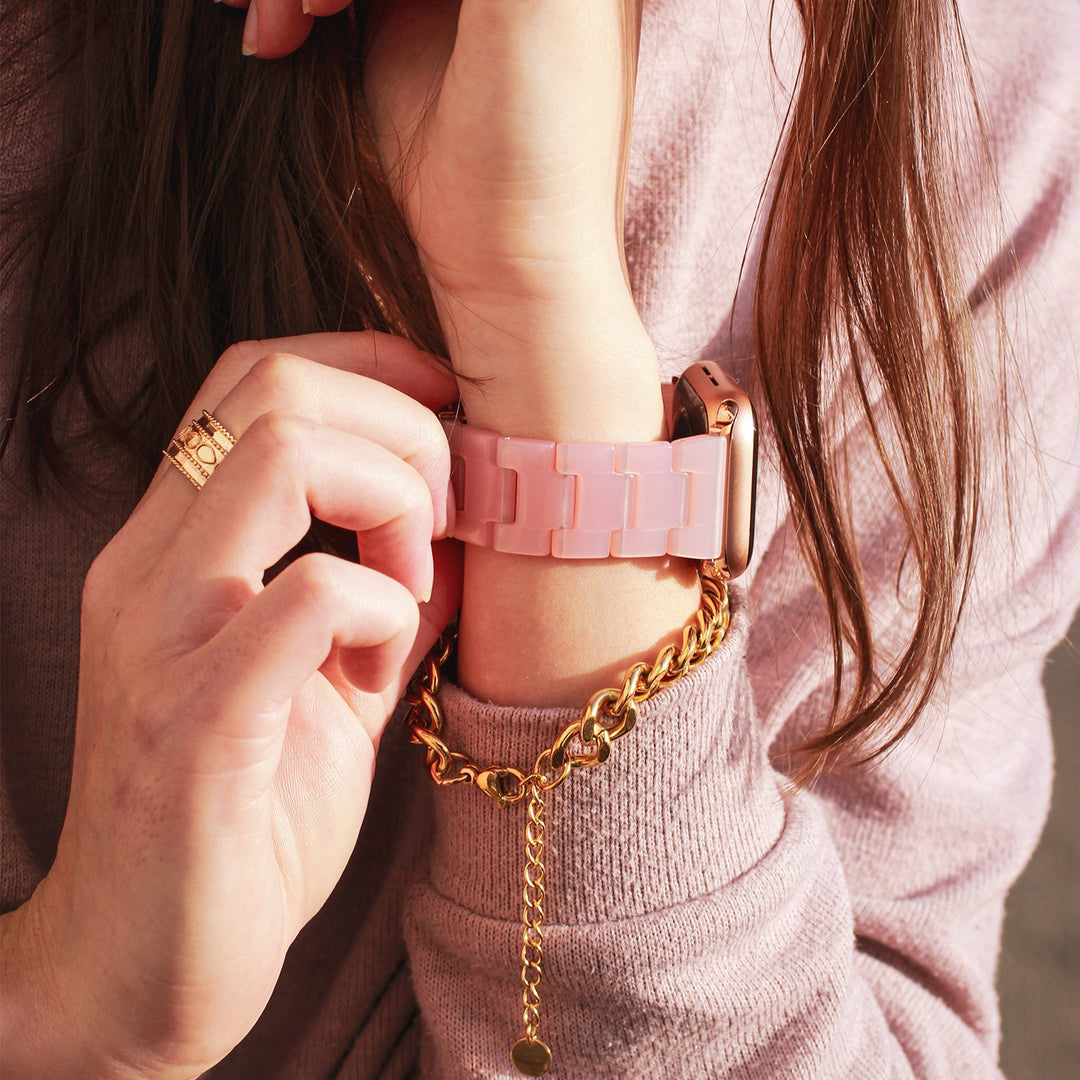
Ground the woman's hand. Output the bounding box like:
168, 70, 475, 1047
1, 332, 460, 1078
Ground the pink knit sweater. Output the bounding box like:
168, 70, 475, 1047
2, 0, 1078, 1077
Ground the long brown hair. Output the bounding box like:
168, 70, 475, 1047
1, 0, 992, 777
756, 0, 991, 778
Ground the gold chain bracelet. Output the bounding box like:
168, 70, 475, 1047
403, 562, 730, 1076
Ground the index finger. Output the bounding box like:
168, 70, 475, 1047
192, 330, 457, 428
136, 332, 456, 539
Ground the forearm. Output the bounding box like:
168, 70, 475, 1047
444, 284, 702, 707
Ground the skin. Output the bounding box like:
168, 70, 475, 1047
0, 1, 701, 1074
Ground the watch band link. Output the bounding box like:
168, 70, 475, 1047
444, 421, 728, 560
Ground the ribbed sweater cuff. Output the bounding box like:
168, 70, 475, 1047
424, 590, 785, 925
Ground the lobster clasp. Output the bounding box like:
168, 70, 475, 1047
476, 766, 527, 808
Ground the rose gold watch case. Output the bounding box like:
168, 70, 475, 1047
671, 362, 758, 578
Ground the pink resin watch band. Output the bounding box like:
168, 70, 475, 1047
443, 420, 728, 559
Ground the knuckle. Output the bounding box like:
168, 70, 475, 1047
240, 412, 314, 539
247, 351, 305, 406
401, 466, 435, 519
288, 553, 341, 613
397, 595, 421, 636
370, 575, 418, 638
246, 410, 311, 467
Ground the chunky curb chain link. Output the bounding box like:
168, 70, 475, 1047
403, 563, 730, 807
402, 562, 730, 1075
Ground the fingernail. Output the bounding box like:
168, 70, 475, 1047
419, 546, 434, 605
301, 0, 311, 13
241, 0, 258, 55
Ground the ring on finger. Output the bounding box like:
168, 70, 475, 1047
164, 410, 237, 490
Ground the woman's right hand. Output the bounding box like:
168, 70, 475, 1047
0, 332, 460, 1079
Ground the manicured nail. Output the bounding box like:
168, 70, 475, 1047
241, 0, 258, 55
419, 547, 435, 605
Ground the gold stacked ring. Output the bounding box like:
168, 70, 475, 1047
163, 410, 237, 490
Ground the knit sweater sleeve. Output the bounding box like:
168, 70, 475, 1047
402, 566, 1070, 1080
402, 2, 1080, 1076
405, 599, 809, 1078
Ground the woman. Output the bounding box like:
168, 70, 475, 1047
1, 0, 1077, 1076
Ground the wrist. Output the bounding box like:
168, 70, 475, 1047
457, 358, 666, 443
436, 272, 662, 441
437, 265, 703, 707
0, 884, 172, 1080
0, 893, 96, 1078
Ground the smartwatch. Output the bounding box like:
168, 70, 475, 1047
442, 362, 758, 576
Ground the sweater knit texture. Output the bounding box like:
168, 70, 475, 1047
2, 0, 1078, 1077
